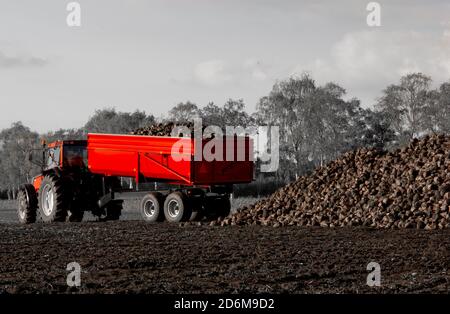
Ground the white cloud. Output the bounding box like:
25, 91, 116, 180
251, 69, 268, 81
0, 43, 48, 68
193, 58, 269, 87
293, 29, 450, 106
0, 51, 47, 68
243, 58, 268, 81
193, 60, 232, 86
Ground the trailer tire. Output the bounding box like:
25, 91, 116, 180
164, 192, 192, 223
17, 184, 37, 224
216, 197, 231, 218
189, 210, 203, 222
140, 192, 164, 223
204, 197, 231, 220
188, 197, 204, 221
38, 175, 69, 222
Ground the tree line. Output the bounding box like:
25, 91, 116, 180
1, 72, 448, 199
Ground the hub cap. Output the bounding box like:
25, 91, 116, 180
167, 199, 180, 218
42, 184, 54, 216
143, 200, 156, 217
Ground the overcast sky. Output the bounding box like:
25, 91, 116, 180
1, 0, 450, 133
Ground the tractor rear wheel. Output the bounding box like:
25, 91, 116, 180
140, 192, 165, 223
164, 192, 192, 223
38, 175, 69, 222
17, 184, 37, 224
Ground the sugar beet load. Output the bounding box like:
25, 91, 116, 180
17, 132, 253, 224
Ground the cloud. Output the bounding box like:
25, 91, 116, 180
0, 51, 48, 68
293, 29, 450, 105
243, 58, 268, 81
193, 60, 232, 86
192, 58, 268, 87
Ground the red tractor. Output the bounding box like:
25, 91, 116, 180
17, 133, 254, 224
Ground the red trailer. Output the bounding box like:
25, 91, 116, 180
17, 133, 254, 224
87, 133, 254, 186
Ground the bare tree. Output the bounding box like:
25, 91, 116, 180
200, 102, 226, 126
43, 128, 86, 142
256, 74, 379, 180
84, 108, 155, 134
435, 82, 450, 134
0, 122, 40, 198
168, 101, 200, 122
376, 73, 432, 142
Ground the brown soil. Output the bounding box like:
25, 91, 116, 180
0, 222, 449, 294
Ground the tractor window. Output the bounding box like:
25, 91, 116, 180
45, 147, 61, 169
63, 146, 87, 169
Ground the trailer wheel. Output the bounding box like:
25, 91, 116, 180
204, 197, 231, 220
164, 192, 192, 223
188, 197, 204, 222
17, 184, 37, 224
216, 197, 231, 218
189, 210, 203, 222
140, 192, 164, 223
38, 175, 69, 222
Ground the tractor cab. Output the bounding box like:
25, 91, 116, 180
43, 140, 88, 171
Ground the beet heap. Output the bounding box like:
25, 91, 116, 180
132, 122, 193, 137
221, 134, 450, 229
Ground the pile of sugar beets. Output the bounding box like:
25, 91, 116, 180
132, 122, 212, 137
132, 122, 193, 136
218, 134, 450, 229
